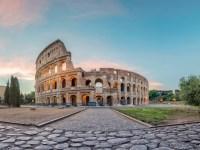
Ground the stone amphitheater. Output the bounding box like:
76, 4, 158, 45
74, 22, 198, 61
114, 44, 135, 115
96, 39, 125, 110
35, 40, 149, 106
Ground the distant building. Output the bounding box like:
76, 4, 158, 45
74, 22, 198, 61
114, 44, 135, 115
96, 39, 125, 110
35, 40, 149, 106
0, 86, 6, 103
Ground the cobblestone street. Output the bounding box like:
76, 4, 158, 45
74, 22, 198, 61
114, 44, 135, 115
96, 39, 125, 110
0, 122, 200, 149
48, 108, 145, 131
0, 108, 199, 149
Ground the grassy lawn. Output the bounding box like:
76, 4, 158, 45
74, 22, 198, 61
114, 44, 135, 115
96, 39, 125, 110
117, 106, 200, 126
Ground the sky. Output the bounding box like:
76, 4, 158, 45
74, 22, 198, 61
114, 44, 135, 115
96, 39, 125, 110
1, 0, 200, 93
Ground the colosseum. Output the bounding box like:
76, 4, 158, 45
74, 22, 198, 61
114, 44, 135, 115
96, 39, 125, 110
35, 40, 149, 106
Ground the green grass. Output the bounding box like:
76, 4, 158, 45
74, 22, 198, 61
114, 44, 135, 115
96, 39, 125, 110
117, 107, 173, 125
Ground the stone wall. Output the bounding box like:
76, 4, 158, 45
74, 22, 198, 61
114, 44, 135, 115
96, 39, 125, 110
35, 40, 149, 106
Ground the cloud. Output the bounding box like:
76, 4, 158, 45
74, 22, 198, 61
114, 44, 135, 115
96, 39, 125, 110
63, 0, 125, 19
0, 57, 35, 80
0, 0, 48, 27
149, 80, 164, 90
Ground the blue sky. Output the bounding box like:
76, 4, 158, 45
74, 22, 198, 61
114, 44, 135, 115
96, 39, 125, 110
1, 0, 200, 93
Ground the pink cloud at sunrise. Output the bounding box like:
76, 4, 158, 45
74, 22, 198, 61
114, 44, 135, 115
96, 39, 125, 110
0, 0, 48, 27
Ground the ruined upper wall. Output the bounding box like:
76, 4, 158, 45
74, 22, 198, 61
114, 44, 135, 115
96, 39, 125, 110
36, 39, 70, 70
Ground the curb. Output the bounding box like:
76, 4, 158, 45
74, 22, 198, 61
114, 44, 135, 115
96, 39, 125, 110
0, 108, 87, 128
112, 109, 153, 128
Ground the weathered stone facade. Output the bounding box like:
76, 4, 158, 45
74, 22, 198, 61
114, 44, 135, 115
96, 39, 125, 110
35, 40, 149, 106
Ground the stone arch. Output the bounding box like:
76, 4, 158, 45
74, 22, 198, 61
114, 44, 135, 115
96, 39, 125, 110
62, 95, 66, 104
127, 97, 131, 105
53, 96, 57, 105
113, 82, 118, 89
121, 83, 125, 92
70, 95, 77, 106
107, 96, 113, 106
71, 78, 77, 87
133, 97, 136, 105
52, 80, 57, 89
120, 77, 125, 82
82, 95, 90, 106
120, 96, 125, 105
85, 80, 92, 87
127, 83, 131, 92
47, 97, 50, 105
95, 78, 103, 93
96, 96, 104, 106
62, 78, 66, 88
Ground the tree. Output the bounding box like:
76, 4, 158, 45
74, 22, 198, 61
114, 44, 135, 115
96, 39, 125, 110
8, 76, 21, 107
149, 90, 160, 100
24, 91, 35, 104
179, 75, 200, 106
4, 80, 9, 105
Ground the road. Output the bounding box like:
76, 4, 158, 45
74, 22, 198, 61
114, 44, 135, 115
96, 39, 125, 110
48, 108, 145, 131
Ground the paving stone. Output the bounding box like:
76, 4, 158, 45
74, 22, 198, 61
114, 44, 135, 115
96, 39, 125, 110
83, 140, 98, 146
95, 142, 112, 148
35, 145, 53, 150
0, 143, 9, 149
153, 147, 174, 150
97, 137, 107, 141
130, 145, 147, 150
54, 143, 69, 149
2, 137, 16, 143
107, 138, 129, 146
71, 138, 85, 142
78, 147, 91, 150
131, 139, 149, 144
27, 140, 40, 145
33, 136, 45, 140
24, 130, 38, 135
70, 142, 82, 147
9, 147, 22, 150
42, 140, 57, 145
17, 136, 31, 141
47, 134, 60, 139
53, 129, 64, 134
53, 137, 68, 143
15, 141, 26, 145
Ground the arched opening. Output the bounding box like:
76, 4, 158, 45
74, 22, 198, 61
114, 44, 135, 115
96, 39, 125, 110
133, 97, 136, 105
82, 95, 90, 106
127, 83, 130, 92
70, 95, 77, 106
71, 78, 77, 87
52, 81, 57, 89
53, 96, 57, 105
47, 97, 50, 105
107, 96, 113, 106
133, 84, 136, 92
127, 97, 131, 105
113, 82, 118, 89
62, 79, 66, 88
85, 80, 91, 87
121, 83, 125, 92
137, 98, 140, 105
95, 78, 103, 93
62, 95, 66, 105
120, 77, 125, 82
120, 97, 125, 105
96, 96, 104, 106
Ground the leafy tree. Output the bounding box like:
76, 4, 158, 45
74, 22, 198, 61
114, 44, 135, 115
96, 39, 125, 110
149, 90, 160, 100
24, 91, 35, 104
179, 75, 200, 106
4, 80, 9, 105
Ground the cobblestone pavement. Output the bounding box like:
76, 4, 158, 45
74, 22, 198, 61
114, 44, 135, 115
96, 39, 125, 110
0, 123, 200, 149
48, 108, 145, 131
